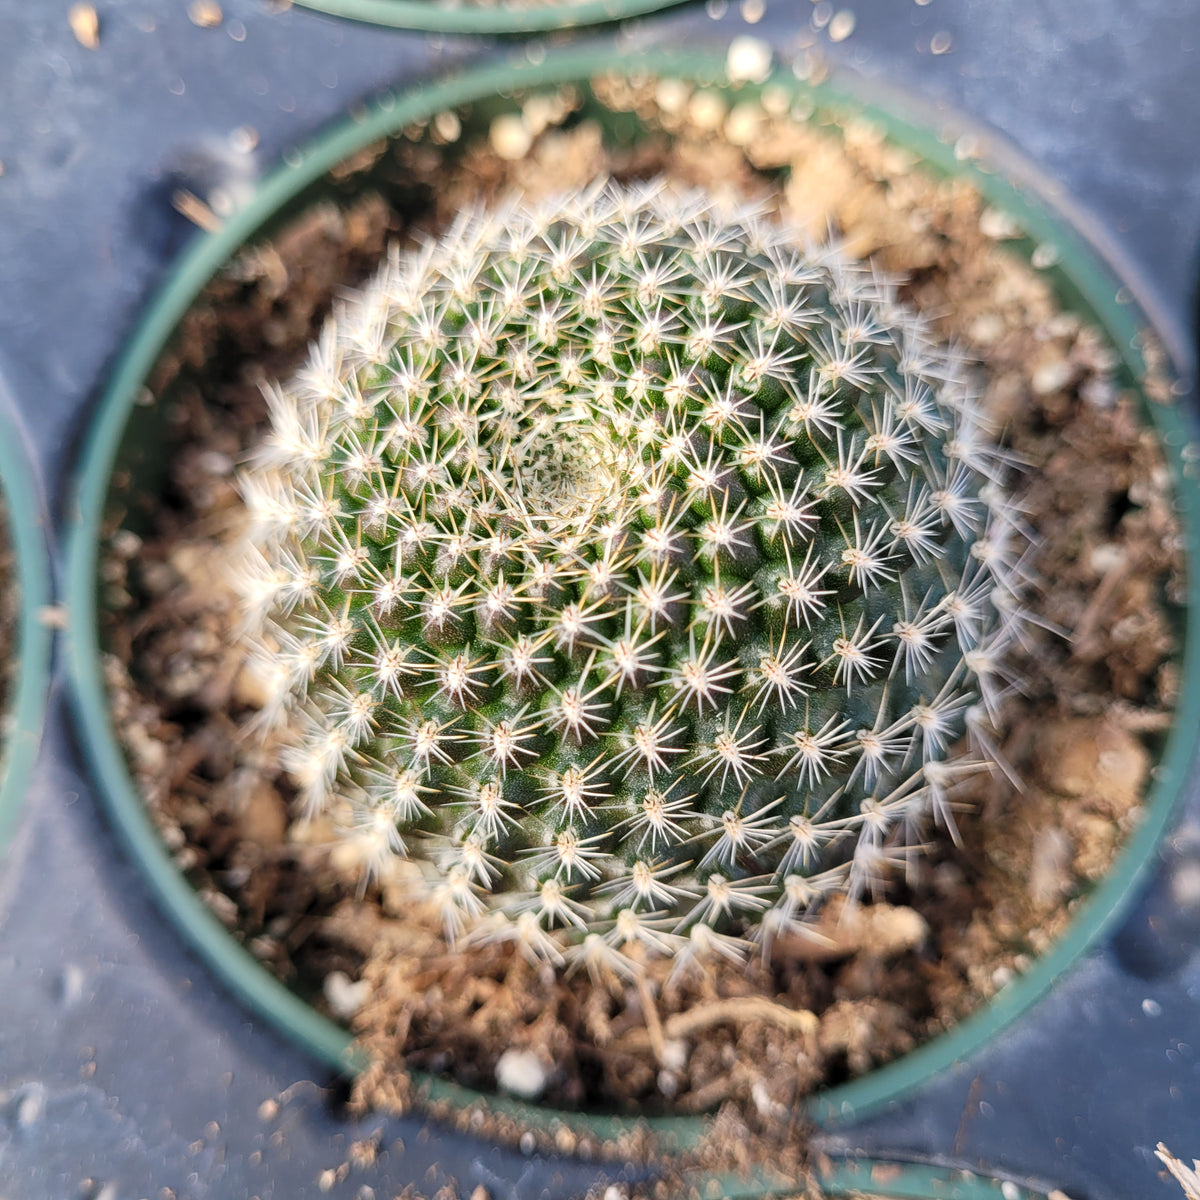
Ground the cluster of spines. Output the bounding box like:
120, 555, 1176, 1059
237, 179, 1025, 974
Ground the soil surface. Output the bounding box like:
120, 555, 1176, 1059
100, 77, 1184, 1182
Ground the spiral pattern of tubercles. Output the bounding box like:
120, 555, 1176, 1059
238, 180, 1022, 969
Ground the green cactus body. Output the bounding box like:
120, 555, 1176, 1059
238, 180, 1018, 971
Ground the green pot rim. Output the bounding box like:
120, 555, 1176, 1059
291, 0, 690, 36
0, 399, 53, 852
62, 39, 1200, 1194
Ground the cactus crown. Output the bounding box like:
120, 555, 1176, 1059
238, 179, 1020, 972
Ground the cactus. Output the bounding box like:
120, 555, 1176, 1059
236, 179, 1021, 971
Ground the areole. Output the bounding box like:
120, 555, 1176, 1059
62, 42, 1200, 1199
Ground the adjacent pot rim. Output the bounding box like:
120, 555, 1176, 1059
290, 0, 691, 36
62, 37, 1200, 1177
0, 395, 53, 852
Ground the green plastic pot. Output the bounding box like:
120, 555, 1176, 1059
63, 42, 1200, 1200
290, 0, 690, 36
0, 401, 52, 852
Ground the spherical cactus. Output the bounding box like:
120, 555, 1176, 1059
237, 179, 1020, 972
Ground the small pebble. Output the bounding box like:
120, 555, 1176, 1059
1039, 718, 1148, 805
1031, 358, 1073, 396
1029, 828, 1073, 907
111, 529, 144, 559
1031, 242, 1061, 269
661, 1038, 689, 1072
687, 90, 728, 131
188, 0, 223, 27
69, 3, 100, 48
1081, 375, 1117, 409
230, 126, 259, 154
724, 101, 763, 146
16, 1086, 45, 1127
1088, 542, 1125, 574
433, 110, 461, 143
323, 971, 371, 1019
1170, 860, 1200, 910
725, 36, 772, 84
37, 605, 68, 629
655, 78, 691, 113
60, 963, 87, 1007
489, 114, 532, 161
238, 780, 289, 846
521, 94, 563, 137
979, 207, 1022, 240
140, 560, 177, 597
760, 83, 791, 116
195, 449, 234, 476
954, 134, 980, 161
232, 660, 276, 709
751, 1080, 785, 1119
1047, 312, 1081, 339
828, 10, 855, 41
495, 1048, 549, 1100
968, 314, 1004, 345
